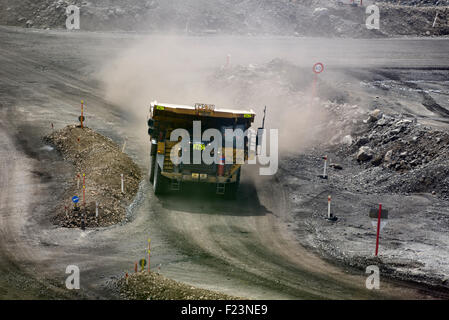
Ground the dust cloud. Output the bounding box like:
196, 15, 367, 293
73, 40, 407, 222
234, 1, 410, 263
97, 35, 334, 155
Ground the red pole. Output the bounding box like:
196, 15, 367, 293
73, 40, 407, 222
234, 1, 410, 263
375, 203, 382, 256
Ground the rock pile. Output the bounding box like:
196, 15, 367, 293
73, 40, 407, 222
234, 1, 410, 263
44, 125, 142, 228
119, 271, 240, 300
339, 110, 449, 197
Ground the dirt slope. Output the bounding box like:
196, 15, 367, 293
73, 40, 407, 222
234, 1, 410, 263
0, 0, 448, 37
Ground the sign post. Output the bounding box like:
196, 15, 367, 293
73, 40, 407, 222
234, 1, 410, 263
311, 62, 324, 108
72, 196, 79, 212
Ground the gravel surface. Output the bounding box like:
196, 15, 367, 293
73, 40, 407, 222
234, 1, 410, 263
279, 105, 449, 294
1, 27, 448, 299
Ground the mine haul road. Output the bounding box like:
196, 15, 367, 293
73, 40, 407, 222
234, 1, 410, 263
0, 26, 449, 299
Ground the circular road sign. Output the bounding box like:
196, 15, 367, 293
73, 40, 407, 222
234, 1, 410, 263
72, 196, 79, 204
313, 62, 324, 74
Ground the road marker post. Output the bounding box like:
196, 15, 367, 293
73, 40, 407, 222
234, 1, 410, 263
77, 174, 80, 189
65, 205, 69, 218
95, 201, 99, 219
80, 100, 84, 128
148, 238, 151, 272
125, 272, 129, 285
134, 262, 138, 273
122, 136, 128, 153
51, 123, 54, 131
82, 173, 86, 207
121, 173, 125, 193
320, 155, 328, 179
369, 204, 389, 256
375, 204, 381, 256
326, 195, 338, 221
433, 12, 439, 28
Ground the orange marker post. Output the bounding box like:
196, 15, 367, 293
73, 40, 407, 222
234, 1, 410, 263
82, 173, 86, 207
148, 238, 151, 272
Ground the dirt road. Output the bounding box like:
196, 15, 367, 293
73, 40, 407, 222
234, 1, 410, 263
1, 26, 448, 299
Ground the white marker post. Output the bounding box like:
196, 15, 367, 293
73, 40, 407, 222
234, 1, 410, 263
433, 12, 439, 28
322, 155, 328, 179
328, 195, 331, 219
77, 174, 80, 189
95, 201, 99, 218
121, 174, 125, 193
122, 137, 127, 153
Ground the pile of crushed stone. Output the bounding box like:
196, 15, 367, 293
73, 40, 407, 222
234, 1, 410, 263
335, 110, 449, 199
44, 125, 142, 228
118, 271, 240, 300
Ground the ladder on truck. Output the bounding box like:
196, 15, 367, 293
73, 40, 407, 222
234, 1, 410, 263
216, 183, 226, 195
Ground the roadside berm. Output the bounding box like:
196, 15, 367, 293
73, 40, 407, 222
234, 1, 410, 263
118, 271, 240, 300
44, 125, 142, 228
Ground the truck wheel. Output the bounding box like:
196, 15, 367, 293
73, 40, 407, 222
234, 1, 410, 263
225, 183, 237, 200
149, 154, 155, 184
153, 160, 166, 195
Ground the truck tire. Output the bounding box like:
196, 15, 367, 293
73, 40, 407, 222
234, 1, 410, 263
153, 159, 166, 195
225, 183, 237, 200
225, 169, 240, 200
149, 154, 155, 184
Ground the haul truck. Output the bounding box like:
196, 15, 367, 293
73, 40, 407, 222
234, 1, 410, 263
147, 102, 260, 199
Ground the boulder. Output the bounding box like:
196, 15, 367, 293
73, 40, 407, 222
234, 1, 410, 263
366, 109, 383, 123
384, 150, 393, 163
357, 146, 373, 162
341, 135, 353, 145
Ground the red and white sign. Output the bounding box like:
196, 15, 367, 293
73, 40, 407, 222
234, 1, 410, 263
313, 62, 324, 74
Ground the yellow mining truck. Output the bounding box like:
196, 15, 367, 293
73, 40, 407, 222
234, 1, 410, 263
147, 102, 259, 199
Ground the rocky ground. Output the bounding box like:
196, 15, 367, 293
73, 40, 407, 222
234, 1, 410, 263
0, 0, 448, 37
337, 110, 449, 198
205, 56, 449, 292
118, 271, 241, 300
44, 124, 142, 228
279, 104, 449, 292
